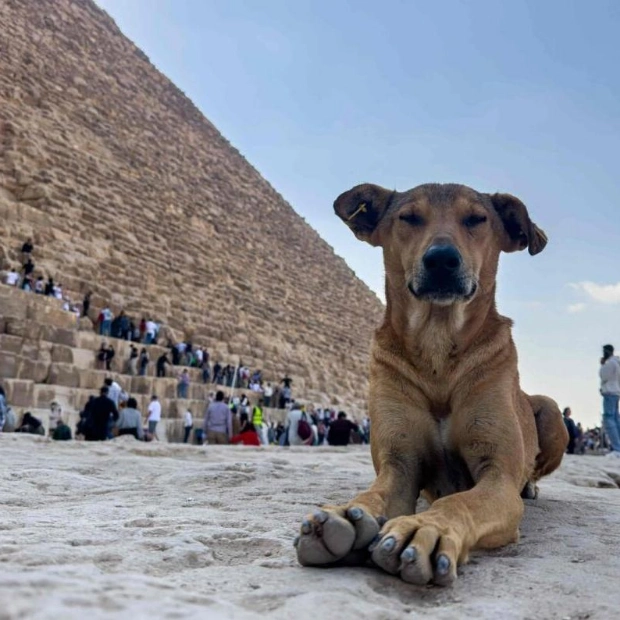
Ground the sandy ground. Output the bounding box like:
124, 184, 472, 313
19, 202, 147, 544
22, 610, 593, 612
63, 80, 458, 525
1, 435, 619, 620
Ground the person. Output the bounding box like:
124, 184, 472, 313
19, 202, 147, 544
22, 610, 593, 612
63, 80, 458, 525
21, 258, 35, 281
48, 401, 62, 436
263, 382, 274, 408
128, 345, 138, 375
21, 238, 33, 263
147, 395, 161, 439
286, 404, 313, 446
5, 268, 19, 287
52, 417, 72, 441
183, 408, 193, 444
139, 348, 149, 376
177, 369, 190, 399
230, 413, 261, 446
104, 378, 122, 409
145, 318, 157, 344
16, 412, 45, 435
84, 387, 119, 441
116, 397, 144, 440
600, 344, 620, 456
562, 408, 578, 454
0, 386, 7, 431
104, 345, 115, 371
82, 291, 92, 319
156, 353, 170, 378
34, 276, 44, 294
251, 400, 265, 445
327, 411, 359, 446
97, 343, 107, 370
44, 276, 54, 296
203, 390, 232, 444
100, 306, 113, 337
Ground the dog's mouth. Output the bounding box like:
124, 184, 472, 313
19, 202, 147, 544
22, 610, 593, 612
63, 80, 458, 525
407, 277, 478, 305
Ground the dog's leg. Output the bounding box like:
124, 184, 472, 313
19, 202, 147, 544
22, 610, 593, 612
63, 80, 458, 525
295, 409, 422, 567
371, 403, 525, 586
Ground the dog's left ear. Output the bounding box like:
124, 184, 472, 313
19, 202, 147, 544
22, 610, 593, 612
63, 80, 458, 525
334, 184, 395, 246
489, 193, 548, 256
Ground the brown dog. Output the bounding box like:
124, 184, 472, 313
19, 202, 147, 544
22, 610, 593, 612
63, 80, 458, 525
295, 182, 568, 586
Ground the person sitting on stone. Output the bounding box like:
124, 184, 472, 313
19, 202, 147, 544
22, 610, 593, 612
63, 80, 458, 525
52, 416, 72, 441
53, 283, 63, 300
327, 411, 359, 447
44, 276, 54, 296
34, 276, 44, 294
21, 275, 33, 292
116, 397, 144, 440
230, 413, 261, 446
16, 412, 45, 435
4, 268, 19, 287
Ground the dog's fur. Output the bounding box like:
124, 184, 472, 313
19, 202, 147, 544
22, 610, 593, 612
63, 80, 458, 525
295, 182, 568, 586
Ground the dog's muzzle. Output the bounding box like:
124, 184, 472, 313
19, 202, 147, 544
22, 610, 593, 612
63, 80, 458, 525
408, 244, 477, 304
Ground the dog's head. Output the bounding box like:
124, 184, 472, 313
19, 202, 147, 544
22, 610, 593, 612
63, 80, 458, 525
334, 183, 547, 305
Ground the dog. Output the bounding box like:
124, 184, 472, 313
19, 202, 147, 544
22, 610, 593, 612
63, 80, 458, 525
295, 182, 568, 586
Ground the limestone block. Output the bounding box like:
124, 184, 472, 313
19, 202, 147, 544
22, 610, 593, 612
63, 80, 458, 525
0, 334, 22, 353
26, 305, 77, 330
34, 385, 75, 411
78, 369, 106, 391
0, 352, 23, 378
51, 344, 74, 364
47, 363, 80, 388
4, 319, 40, 340
78, 316, 94, 332
0, 291, 27, 320
2, 379, 35, 408
130, 376, 154, 395
20, 358, 50, 383
73, 348, 97, 370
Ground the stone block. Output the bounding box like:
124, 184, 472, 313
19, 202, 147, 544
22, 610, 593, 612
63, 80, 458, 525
0, 334, 23, 354
48, 363, 81, 388
2, 379, 35, 408
51, 344, 74, 364
26, 304, 77, 330
0, 352, 23, 378
20, 358, 50, 383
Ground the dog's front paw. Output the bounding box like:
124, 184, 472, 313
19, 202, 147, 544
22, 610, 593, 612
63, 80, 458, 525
295, 505, 383, 566
370, 513, 464, 586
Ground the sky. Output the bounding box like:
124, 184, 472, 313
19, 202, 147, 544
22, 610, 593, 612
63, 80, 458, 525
97, 0, 620, 428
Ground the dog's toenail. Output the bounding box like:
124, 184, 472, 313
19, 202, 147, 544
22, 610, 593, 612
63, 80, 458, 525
436, 554, 450, 575
400, 547, 416, 563
301, 520, 312, 534
348, 507, 363, 521
293, 536, 300, 547
381, 537, 396, 552
313, 510, 328, 524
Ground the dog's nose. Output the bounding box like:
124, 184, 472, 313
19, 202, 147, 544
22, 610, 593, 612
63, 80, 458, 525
422, 245, 462, 273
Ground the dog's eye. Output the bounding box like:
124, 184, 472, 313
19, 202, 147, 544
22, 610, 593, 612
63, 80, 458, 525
463, 214, 487, 228
399, 213, 424, 227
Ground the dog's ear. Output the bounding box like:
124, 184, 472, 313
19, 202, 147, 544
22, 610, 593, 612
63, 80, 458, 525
489, 193, 548, 256
334, 184, 395, 246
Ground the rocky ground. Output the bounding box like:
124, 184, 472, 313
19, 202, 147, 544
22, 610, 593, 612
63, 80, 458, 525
1, 435, 619, 619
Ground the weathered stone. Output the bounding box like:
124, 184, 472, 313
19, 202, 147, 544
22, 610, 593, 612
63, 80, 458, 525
47, 363, 80, 388
0, 352, 23, 379
51, 344, 74, 364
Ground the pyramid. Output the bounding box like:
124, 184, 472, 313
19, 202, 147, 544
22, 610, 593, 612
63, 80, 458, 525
0, 0, 384, 413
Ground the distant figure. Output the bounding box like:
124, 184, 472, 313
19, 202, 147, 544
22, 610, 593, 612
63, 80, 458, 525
128, 345, 138, 376
84, 387, 119, 441
34, 276, 44, 294
286, 405, 313, 446
327, 411, 359, 447
16, 412, 45, 436
117, 397, 144, 440
230, 413, 261, 446
21, 238, 33, 263
183, 408, 193, 444
48, 401, 62, 436
104, 345, 115, 371
145, 318, 157, 345
156, 353, 170, 378
5, 269, 19, 287
203, 390, 232, 445
44, 276, 54, 296
600, 344, 620, 456
52, 417, 72, 441
263, 382, 273, 408
104, 378, 122, 409
82, 291, 92, 319
562, 408, 578, 454
147, 395, 161, 440
99, 306, 113, 337
0, 386, 8, 431
139, 348, 150, 376
177, 369, 190, 399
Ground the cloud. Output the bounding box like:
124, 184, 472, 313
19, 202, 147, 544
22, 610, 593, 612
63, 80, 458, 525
570, 281, 620, 304
567, 303, 586, 314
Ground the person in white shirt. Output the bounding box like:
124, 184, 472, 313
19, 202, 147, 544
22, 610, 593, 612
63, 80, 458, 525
263, 383, 274, 408
105, 379, 122, 409
287, 405, 312, 446
183, 409, 193, 444
600, 344, 620, 454
5, 269, 19, 286
147, 395, 161, 439
145, 319, 157, 345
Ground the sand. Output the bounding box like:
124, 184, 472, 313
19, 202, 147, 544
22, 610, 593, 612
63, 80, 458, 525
1, 435, 619, 620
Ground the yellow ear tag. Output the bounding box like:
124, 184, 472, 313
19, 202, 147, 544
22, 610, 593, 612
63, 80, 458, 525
347, 202, 367, 221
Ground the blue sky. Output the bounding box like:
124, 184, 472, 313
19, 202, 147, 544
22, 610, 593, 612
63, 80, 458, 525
97, 0, 620, 428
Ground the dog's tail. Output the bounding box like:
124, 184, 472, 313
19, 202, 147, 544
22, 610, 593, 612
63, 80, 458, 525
527, 394, 568, 480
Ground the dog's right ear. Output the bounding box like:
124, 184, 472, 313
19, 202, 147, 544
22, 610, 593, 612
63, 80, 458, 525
334, 184, 395, 246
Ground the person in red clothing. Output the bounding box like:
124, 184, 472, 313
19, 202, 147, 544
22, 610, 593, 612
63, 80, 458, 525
230, 413, 260, 446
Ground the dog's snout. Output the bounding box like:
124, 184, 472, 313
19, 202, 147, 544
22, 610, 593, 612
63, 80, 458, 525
422, 245, 462, 274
